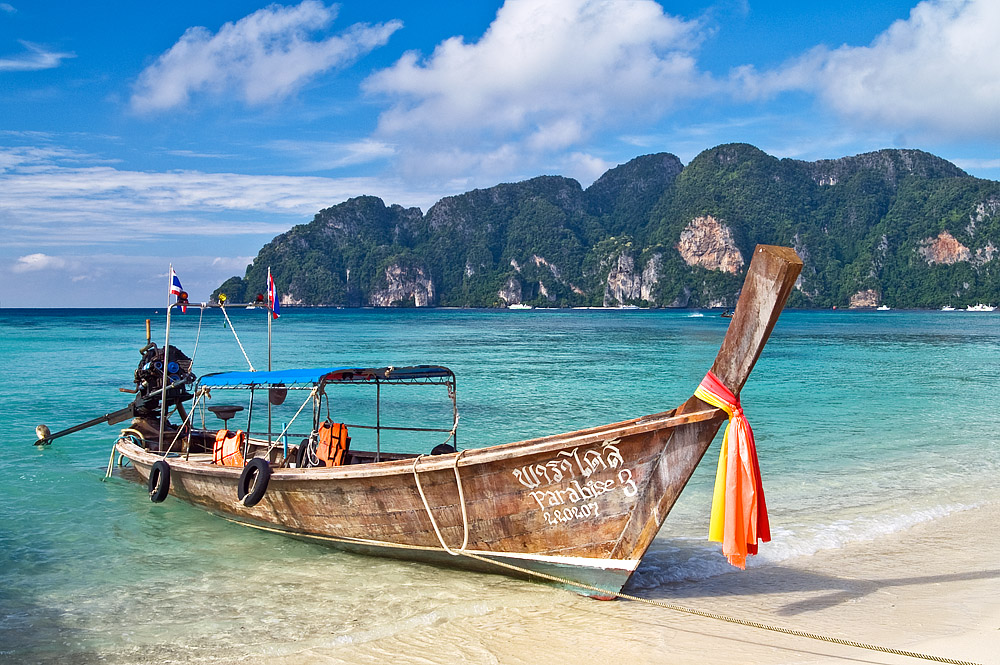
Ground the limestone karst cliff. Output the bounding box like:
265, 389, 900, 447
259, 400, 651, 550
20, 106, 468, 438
215, 145, 1000, 309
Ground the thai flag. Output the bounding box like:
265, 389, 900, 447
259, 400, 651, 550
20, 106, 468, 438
169, 267, 187, 313
169, 267, 183, 296
268, 271, 280, 319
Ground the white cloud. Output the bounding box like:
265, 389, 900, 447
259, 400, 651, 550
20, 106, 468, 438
0, 4, 16, 14
0, 149, 448, 249
363, 0, 710, 180
267, 138, 396, 170
3, 252, 270, 306
0, 40, 75, 71
211, 255, 255, 272
131, 0, 402, 112
951, 157, 1000, 170
561, 152, 613, 186
739, 0, 1000, 139
12, 253, 68, 272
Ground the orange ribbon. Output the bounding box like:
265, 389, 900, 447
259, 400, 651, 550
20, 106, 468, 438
695, 371, 770, 569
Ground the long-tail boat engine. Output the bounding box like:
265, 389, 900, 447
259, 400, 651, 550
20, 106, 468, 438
133, 344, 196, 417
33, 340, 197, 447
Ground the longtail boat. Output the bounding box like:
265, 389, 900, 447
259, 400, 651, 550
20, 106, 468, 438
36, 245, 801, 597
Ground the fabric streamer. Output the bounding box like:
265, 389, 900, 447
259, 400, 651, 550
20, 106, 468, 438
695, 370, 770, 568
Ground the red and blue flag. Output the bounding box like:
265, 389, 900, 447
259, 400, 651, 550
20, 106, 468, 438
169, 267, 187, 313
268, 271, 280, 319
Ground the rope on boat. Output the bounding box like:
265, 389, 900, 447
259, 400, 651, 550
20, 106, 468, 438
410, 458, 981, 665
188, 306, 206, 371
412, 448, 469, 555
105, 429, 144, 480
160, 388, 207, 457
219, 305, 255, 371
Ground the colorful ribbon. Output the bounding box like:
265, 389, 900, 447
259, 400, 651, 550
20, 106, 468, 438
695, 370, 770, 569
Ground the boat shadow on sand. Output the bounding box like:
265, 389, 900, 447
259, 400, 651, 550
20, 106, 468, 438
628, 563, 1000, 617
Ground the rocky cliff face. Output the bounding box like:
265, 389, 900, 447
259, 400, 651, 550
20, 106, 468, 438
849, 289, 880, 308
603, 253, 641, 306
369, 264, 435, 307
676, 216, 744, 274
918, 231, 971, 265
602, 252, 662, 306
498, 275, 522, 305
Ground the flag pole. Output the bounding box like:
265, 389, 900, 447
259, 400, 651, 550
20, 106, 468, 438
267, 267, 272, 446
268, 267, 273, 372
159, 264, 174, 452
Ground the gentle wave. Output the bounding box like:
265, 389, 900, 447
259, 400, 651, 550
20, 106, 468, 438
630, 503, 977, 589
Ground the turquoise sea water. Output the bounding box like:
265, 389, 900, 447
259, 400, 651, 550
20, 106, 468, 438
2, 307, 998, 663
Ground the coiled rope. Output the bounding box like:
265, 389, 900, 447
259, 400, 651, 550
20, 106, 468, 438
411, 456, 982, 665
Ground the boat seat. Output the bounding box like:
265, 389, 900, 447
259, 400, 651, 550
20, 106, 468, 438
208, 405, 244, 430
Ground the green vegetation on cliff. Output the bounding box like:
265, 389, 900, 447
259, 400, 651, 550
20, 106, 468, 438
214, 145, 1000, 308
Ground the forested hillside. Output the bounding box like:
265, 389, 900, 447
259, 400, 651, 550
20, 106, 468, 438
215, 144, 1000, 309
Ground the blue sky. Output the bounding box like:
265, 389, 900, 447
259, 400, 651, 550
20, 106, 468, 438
2, 0, 998, 306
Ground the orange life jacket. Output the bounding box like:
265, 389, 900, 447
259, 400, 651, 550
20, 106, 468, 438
213, 429, 246, 467
316, 421, 350, 467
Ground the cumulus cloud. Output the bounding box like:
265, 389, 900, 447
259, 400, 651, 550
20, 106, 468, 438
1, 4, 16, 14
363, 0, 710, 180
12, 253, 68, 272
131, 1, 401, 112
738, 0, 1000, 139
0, 40, 75, 71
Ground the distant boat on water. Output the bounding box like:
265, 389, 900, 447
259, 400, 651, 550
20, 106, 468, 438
507, 303, 533, 310
941, 305, 956, 311
876, 305, 891, 311
966, 303, 996, 312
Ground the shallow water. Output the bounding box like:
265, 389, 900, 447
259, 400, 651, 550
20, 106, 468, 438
2, 307, 998, 663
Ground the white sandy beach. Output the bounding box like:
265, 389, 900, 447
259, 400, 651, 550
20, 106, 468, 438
268, 501, 999, 665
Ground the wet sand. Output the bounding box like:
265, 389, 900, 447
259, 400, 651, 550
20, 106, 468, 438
273, 501, 999, 665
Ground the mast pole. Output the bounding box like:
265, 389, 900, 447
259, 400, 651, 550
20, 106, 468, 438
268, 266, 273, 372
267, 266, 272, 446
158, 265, 174, 452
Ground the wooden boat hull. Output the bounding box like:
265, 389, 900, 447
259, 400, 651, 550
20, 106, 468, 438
117, 245, 802, 596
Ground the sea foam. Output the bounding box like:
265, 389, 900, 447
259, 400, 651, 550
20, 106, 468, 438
630, 502, 977, 589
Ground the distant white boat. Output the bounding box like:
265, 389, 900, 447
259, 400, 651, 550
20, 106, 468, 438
966, 303, 996, 312
876, 305, 891, 311
507, 303, 533, 310
940, 305, 956, 311
618, 305, 639, 310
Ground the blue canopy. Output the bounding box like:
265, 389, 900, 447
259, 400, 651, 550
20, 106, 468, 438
198, 365, 454, 388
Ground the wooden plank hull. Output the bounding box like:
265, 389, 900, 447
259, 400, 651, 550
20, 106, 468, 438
117, 244, 802, 597
119, 406, 724, 597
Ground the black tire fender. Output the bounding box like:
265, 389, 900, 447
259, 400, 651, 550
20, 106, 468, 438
295, 438, 311, 468
238, 457, 271, 507
148, 460, 171, 503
